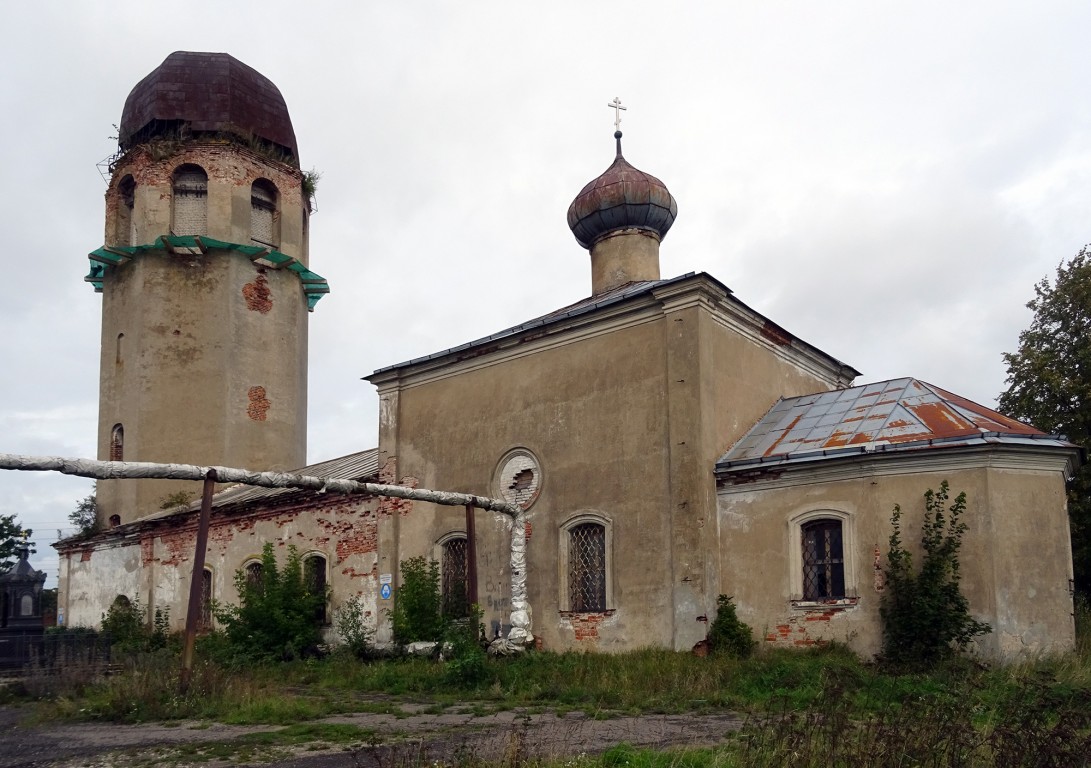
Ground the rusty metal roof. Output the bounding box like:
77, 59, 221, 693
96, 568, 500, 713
134, 448, 379, 523
717, 378, 1074, 472
120, 51, 298, 161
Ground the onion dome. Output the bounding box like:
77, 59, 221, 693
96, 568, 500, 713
119, 51, 298, 163
567, 131, 678, 250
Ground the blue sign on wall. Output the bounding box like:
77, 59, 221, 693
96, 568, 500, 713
380, 583, 392, 600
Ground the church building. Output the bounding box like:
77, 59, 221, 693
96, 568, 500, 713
55, 52, 1080, 661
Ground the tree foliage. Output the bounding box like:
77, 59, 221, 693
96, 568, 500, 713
880, 482, 990, 666
998, 246, 1091, 593
215, 543, 327, 661
389, 556, 445, 644
69, 487, 100, 537
0, 513, 33, 574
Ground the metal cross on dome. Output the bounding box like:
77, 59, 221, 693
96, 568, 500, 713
607, 97, 626, 131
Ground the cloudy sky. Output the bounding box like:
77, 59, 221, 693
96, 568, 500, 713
3, 1, 1089, 584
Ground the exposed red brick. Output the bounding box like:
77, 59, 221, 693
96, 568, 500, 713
80, 548, 93, 562
243, 271, 273, 313
247, 386, 271, 421
141, 538, 155, 566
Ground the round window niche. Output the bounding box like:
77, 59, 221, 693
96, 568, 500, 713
494, 449, 542, 510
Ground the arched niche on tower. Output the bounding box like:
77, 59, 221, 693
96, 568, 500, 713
171, 164, 208, 237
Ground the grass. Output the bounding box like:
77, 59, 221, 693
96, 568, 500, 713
6, 606, 1091, 766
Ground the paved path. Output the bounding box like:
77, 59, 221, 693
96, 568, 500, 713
0, 702, 745, 767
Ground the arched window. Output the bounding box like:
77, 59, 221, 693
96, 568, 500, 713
108, 514, 121, 528
250, 179, 278, 247
245, 561, 264, 593
200, 568, 213, 631
801, 519, 845, 600
172, 164, 208, 236
19, 593, 34, 617
568, 523, 606, 612
109, 424, 124, 462
440, 535, 469, 618
303, 554, 328, 624
117, 175, 136, 246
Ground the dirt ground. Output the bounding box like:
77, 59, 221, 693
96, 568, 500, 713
0, 699, 746, 768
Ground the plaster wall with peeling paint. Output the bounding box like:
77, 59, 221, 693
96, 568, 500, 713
96, 142, 309, 525
717, 458, 1075, 661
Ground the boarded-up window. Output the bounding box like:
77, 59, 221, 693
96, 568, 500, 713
172, 165, 208, 236
441, 537, 469, 618
117, 175, 136, 246
802, 519, 845, 600
109, 424, 124, 462
569, 523, 606, 612
304, 555, 328, 624
250, 179, 278, 247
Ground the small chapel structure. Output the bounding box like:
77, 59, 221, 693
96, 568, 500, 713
55, 52, 1080, 661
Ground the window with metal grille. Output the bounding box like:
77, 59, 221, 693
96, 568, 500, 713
441, 537, 469, 618
250, 179, 278, 247
569, 523, 606, 612
304, 555, 328, 624
172, 164, 207, 236
245, 561, 264, 593
801, 519, 845, 600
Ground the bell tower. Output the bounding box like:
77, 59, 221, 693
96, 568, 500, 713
90, 52, 329, 524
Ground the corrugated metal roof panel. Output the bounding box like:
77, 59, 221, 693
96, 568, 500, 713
716, 378, 1067, 472
134, 448, 379, 523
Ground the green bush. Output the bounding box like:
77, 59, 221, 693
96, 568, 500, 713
707, 594, 755, 658
335, 595, 375, 659
880, 481, 991, 666
100, 596, 170, 653
215, 543, 327, 661
389, 556, 445, 644
442, 605, 488, 686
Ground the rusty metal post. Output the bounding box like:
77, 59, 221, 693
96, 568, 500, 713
180, 469, 216, 693
465, 503, 478, 610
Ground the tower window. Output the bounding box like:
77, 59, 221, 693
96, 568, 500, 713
172, 164, 208, 237
109, 424, 124, 462
250, 179, 279, 248
117, 175, 136, 246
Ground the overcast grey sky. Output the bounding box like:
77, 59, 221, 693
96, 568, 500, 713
3, 1, 1089, 585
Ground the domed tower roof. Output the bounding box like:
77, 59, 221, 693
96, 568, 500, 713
567, 131, 678, 250
119, 51, 298, 163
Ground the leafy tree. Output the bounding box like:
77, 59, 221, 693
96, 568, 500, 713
880, 482, 991, 666
998, 246, 1091, 594
0, 513, 33, 574
69, 486, 100, 536
215, 543, 326, 661
389, 556, 445, 644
